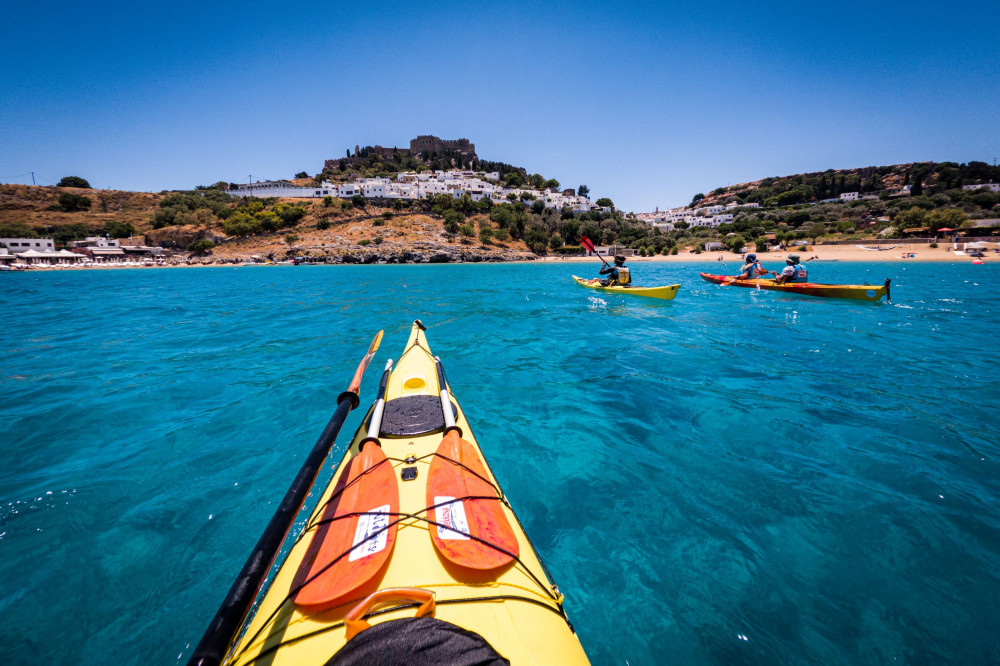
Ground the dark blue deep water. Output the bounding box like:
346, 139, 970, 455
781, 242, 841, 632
1, 261, 998, 664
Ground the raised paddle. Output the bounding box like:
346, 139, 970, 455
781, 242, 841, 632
189, 331, 384, 666
580, 236, 609, 267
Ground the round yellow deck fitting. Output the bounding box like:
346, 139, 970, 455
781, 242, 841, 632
403, 377, 426, 390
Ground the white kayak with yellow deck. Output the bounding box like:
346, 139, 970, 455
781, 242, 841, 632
190, 320, 589, 665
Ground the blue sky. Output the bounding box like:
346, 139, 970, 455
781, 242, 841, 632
2, 0, 997, 211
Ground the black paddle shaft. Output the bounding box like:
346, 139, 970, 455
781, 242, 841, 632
188, 390, 359, 666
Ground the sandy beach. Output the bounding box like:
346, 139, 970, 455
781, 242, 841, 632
8, 239, 997, 271
548, 241, 998, 264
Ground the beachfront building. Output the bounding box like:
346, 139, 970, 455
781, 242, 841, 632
1, 237, 56, 253
585, 244, 637, 258
0, 238, 86, 266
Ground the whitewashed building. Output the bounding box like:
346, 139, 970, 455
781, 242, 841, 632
1, 237, 56, 252
227, 180, 336, 198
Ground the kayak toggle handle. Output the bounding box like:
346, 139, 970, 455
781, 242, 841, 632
344, 588, 436, 640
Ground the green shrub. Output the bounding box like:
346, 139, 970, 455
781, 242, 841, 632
274, 203, 306, 227
316, 219, 330, 230
58, 192, 92, 212
187, 239, 214, 254
358, 239, 371, 246
58, 176, 90, 188
929, 242, 938, 248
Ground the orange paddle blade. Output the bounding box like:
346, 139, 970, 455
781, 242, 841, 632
293, 444, 398, 610
347, 330, 384, 395
426, 431, 518, 570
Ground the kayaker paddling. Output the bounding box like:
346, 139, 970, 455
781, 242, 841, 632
772, 254, 808, 284
735, 253, 771, 280
599, 254, 630, 287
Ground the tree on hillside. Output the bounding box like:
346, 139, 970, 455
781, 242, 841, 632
58, 192, 92, 212
187, 239, 214, 255
806, 222, 826, 243
595, 197, 614, 209
295, 172, 309, 179
894, 207, 927, 229
926, 208, 967, 231
578, 185, 590, 199
102, 221, 135, 238
725, 234, 747, 253
443, 209, 463, 234
58, 176, 90, 188
691, 193, 705, 206
0, 222, 39, 238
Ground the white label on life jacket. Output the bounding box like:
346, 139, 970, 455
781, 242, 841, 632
348, 504, 391, 561
434, 496, 470, 540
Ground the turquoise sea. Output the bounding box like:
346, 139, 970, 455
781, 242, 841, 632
1, 261, 998, 665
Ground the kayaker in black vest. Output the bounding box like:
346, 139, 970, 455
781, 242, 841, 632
599, 255, 628, 286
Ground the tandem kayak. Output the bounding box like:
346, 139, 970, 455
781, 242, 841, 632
700, 273, 891, 302
190, 320, 589, 665
572, 275, 680, 300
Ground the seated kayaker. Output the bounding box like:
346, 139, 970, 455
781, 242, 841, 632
772, 254, 808, 284
599, 255, 630, 286
736, 253, 770, 280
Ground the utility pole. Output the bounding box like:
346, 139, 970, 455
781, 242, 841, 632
31, 171, 35, 186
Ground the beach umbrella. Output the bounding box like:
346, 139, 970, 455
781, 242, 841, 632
937, 227, 954, 232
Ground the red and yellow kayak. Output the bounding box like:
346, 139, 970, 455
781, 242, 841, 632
191, 321, 589, 665
700, 273, 891, 302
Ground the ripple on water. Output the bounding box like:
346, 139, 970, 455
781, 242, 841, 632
0, 262, 998, 664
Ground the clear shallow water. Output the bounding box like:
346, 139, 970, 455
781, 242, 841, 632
1, 261, 998, 665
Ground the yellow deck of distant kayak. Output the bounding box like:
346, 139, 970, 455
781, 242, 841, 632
223, 323, 589, 665
572, 275, 680, 300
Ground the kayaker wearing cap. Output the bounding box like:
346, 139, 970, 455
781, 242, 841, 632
599, 254, 630, 286
736, 253, 771, 280
772, 254, 808, 284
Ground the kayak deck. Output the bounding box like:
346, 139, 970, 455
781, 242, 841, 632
699, 273, 890, 302
223, 322, 588, 665
572, 275, 680, 300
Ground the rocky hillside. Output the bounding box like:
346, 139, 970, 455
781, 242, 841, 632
0, 184, 535, 263
693, 161, 1000, 208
